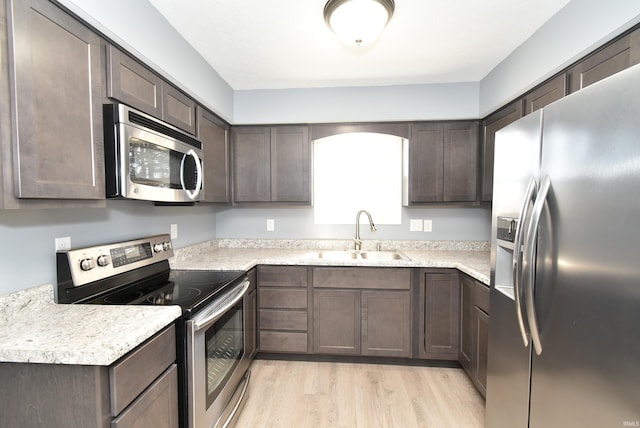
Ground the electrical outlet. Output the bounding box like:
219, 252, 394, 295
55, 236, 71, 251
409, 219, 423, 232
266, 219, 275, 231
423, 219, 433, 232
171, 224, 178, 239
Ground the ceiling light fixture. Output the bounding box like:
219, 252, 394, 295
323, 0, 395, 47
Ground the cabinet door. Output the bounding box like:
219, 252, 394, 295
9, 0, 104, 199
313, 289, 360, 355
198, 107, 230, 203
362, 290, 411, 358
523, 74, 567, 115
161, 82, 196, 135
443, 121, 479, 202
480, 100, 523, 202
232, 127, 271, 202
568, 29, 640, 94
474, 307, 489, 398
458, 275, 474, 372
270, 126, 310, 203
419, 273, 460, 360
107, 45, 162, 118
409, 123, 444, 203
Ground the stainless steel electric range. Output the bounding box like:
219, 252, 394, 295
56, 234, 254, 428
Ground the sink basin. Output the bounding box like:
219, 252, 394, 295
360, 251, 410, 261
315, 250, 410, 261
316, 250, 359, 260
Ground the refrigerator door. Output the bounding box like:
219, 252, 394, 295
486, 110, 543, 428
529, 64, 640, 427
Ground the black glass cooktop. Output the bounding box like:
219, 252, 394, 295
87, 269, 246, 318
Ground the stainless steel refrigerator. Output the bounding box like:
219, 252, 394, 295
486, 63, 640, 428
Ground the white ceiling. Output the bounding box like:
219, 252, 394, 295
148, 0, 570, 90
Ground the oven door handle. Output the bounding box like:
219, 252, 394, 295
193, 280, 250, 332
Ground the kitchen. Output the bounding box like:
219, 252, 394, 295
1, 0, 640, 427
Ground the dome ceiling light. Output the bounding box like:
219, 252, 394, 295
323, 0, 395, 47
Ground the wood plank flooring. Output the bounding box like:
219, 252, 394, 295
235, 359, 485, 428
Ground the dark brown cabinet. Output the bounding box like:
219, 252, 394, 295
312, 267, 412, 358
2, 0, 105, 203
408, 121, 479, 204
523, 74, 567, 115
480, 100, 523, 202
568, 28, 640, 94
418, 271, 460, 360
107, 45, 196, 135
459, 274, 490, 397
0, 325, 178, 428
198, 106, 230, 203
232, 126, 310, 204
257, 266, 309, 353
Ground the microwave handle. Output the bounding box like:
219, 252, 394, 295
180, 149, 203, 200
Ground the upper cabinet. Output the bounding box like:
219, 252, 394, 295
480, 100, 523, 202
408, 121, 479, 204
0, 0, 105, 207
523, 74, 567, 115
231, 125, 310, 204
198, 106, 230, 203
568, 29, 640, 94
107, 45, 197, 135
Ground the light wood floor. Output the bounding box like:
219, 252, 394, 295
235, 359, 485, 428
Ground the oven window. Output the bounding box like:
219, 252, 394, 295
128, 138, 199, 190
204, 298, 244, 407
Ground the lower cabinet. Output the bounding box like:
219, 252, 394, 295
417, 270, 461, 360
0, 324, 178, 428
459, 274, 490, 397
257, 265, 309, 353
312, 267, 412, 358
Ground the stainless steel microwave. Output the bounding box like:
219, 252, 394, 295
104, 103, 203, 203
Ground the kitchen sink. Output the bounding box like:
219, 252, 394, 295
316, 250, 410, 261
359, 251, 410, 261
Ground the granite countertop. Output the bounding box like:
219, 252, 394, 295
0, 284, 181, 366
171, 239, 491, 285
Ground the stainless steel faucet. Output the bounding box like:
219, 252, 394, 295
354, 210, 377, 250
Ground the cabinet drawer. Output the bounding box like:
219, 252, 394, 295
259, 266, 308, 287
259, 331, 308, 353
260, 309, 307, 331
112, 364, 178, 428
110, 325, 176, 415
259, 288, 307, 309
312, 267, 410, 290
474, 281, 490, 314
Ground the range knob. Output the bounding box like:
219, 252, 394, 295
80, 258, 95, 271
162, 242, 171, 251
153, 243, 164, 253
97, 255, 110, 267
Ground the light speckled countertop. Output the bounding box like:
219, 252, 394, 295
0, 284, 181, 365
171, 239, 491, 285
0, 239, 489, 367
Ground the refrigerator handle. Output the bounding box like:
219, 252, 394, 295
513, 177, 537, 347
523, 174, 551, 355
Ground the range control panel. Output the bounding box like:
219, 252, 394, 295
58, 234, 174, 287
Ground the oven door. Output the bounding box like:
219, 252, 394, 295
119, 122, 203, 202
186, 279, 251, 428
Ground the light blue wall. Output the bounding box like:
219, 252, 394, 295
0, 201, 218, 295
234, 83, 479, 124
215, 206, 491, 241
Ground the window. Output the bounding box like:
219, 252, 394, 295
313, 132, 405, 225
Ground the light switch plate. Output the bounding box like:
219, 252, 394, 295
55, 236, 71, 251
267, 219, 275, 231
171, 224, 178, 239
423, 219, 433, 232
409, 219, 422, 232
